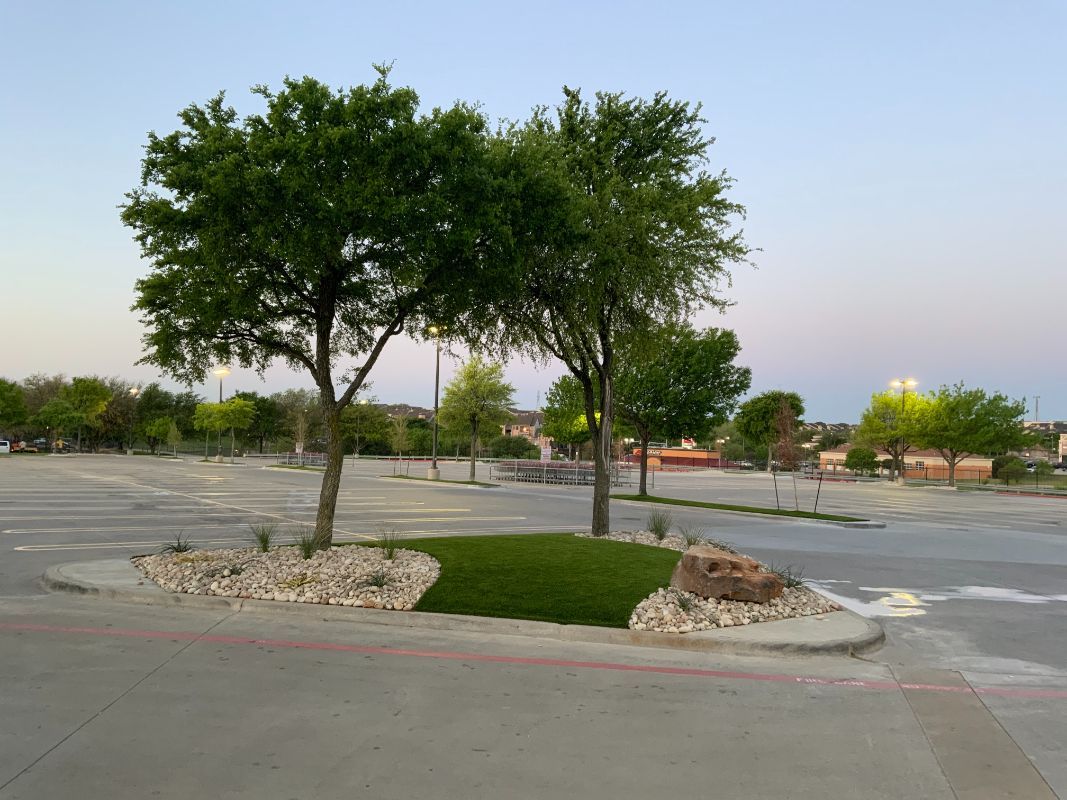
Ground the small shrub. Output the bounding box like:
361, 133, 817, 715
159, 531, 194, 554
676, 523, 707, 548
293, 527, 318, 560
365, 567, 389, 588
767, 562, 807, 589
249, 523, 278, 552
377, 527, 403, 560
647, 508, 674, 540
672, 589, 697, 613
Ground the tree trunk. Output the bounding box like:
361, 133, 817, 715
229, 428, 235, 464
590, 374, 613, 537
469, 421, 478, 481
947, 452, 957, 487
638, 432, 651, 496
766, 443, 773, 472
315, 405, 344, 550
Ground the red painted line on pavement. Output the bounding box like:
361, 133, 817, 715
3, 622, 1066, 700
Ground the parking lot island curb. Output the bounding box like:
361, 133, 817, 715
43, 560, 885, 658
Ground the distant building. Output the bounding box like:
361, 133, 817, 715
818, 444, 992, 479
380, 403, 432, 420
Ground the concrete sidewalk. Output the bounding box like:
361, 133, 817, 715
43, 559, 885, 657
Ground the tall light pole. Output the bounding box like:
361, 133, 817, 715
427, 326, 442, 480
127, 386, 141, 455
890, 378, 917, 484
212, 366, 231, 462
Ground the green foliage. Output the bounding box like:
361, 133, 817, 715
193, 403, 224, 433
646, 508, 674, 540
676, 523, 707, 547
21, 373, 69, 417
672, 589, 697, 613
339, 400, 390, 455
165, 419, 182, 452
293, 527, 319, 560
377, 528, 403, 560
143, 417, 173, 453
735, 391, 805, 450
438, 356, 515, 478
122, 70, 513, 548
913, 383, 1029, 485
233, 391, 285, 453
844, 446, 880, 475
494, 88, 749, 536
387, 534, 682, 628
766, 563, 807, 589
390, 414, 410, 457
62, 377, 112, 428
1034, 460, 1055, 479
160, 531, 194, 554
365, 567, 390, 588
438, 357, 515, 444
487, 434, 539, 459
33, 398, 82, 438
854, 390, 930, 475
541, 376, 593, 450
615, 322, 751, 448
249, 523, 278, 552
0, 378, 29, 431
218, 397, 255, 432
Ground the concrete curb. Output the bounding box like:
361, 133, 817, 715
611, 498, 886, 530
826, 520, 887, 529
42, 562, 885, 658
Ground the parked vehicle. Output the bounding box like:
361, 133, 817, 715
33, 437, 48, 447
0, 441, 10, 454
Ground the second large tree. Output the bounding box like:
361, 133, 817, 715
498, 89, 749, 535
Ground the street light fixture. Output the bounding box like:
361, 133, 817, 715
427, 326, 443, 480
890, 378, 917, 484
212, 367, 231, 461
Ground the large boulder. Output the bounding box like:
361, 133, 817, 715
670, 545, 784, 603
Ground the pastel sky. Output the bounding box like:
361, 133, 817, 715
2, 1, 1064, 421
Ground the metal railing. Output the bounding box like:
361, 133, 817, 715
490, 460, 632, 487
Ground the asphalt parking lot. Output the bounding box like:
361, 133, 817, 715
1, 454, 1065, 797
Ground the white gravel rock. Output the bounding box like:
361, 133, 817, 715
133, 546, 439, 611
576, 529, 841, 634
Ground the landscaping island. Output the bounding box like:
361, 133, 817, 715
134, 531, 840, 633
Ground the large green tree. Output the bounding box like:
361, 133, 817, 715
218, 397, 256, 462
542, 376, 593, 460
123, 70, 508, 547
0, 379, 29, 435
734, 391, 805, 471
438, 357, 515, 480
854, 390, 930, 481
62, 377, 112, 451
615, 323, 750, 495
234, 391, 285, 453
914, 383, 1029, 486
497, 88, 748, 534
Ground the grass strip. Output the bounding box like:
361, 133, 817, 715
268, 464, 325, 471
611, 494, 866, 522
356, 533, 679, 627
382, 474, 498, 488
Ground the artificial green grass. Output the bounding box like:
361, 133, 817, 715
382, 474, 498, 488
360, 533, 680, 627
611, 494, 866, 522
